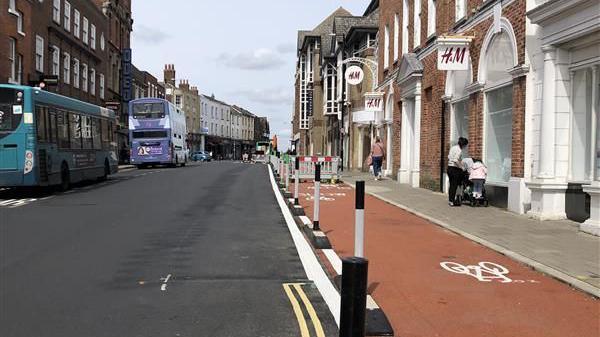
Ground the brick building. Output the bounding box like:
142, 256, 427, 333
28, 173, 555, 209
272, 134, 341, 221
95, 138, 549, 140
293, 7, 352, 156
132, 64, 165, 100
2, 0, 110, 107
376, 0, 528, 212
93, 0, 132, 159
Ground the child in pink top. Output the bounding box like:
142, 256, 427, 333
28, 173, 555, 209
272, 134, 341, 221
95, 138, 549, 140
469, 159, 487, 199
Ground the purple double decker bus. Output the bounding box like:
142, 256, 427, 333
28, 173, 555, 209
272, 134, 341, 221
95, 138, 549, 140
129, 98, 188, 168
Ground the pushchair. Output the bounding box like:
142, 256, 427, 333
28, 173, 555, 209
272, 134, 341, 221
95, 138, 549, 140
457, 158, 489, 207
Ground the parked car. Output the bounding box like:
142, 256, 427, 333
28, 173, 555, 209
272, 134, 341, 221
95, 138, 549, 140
191, 151, 212, 162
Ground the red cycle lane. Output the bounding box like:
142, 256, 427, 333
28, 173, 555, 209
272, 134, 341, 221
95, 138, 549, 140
296, 182, 600, 337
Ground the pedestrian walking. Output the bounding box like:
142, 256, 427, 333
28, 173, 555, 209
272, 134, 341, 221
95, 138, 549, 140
370, 137, 385, 180
447, 137, 468, 206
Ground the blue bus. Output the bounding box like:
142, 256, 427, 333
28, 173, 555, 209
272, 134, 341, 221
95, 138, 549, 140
0, 84, 118, 190
128, 98, 188, 168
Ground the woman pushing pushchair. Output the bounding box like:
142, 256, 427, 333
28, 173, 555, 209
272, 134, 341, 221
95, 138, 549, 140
447, 137, 489, 207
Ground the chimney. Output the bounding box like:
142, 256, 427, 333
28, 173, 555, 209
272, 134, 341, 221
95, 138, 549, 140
164, 64, 176, 86
179, 79, 190, 91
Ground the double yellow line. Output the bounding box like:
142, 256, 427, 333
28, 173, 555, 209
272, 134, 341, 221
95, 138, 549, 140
282, 283, 326, 337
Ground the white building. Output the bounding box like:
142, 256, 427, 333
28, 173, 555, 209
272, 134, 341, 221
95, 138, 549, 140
200, 94, 231, 139
526, 0, 600, 235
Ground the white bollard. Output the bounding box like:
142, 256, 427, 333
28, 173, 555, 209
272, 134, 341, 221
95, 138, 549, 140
313, 164, 321, 231
355, 180, 365, 257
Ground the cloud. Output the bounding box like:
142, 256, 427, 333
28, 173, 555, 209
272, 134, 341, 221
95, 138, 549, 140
133, 24, 170, 44
276, 43, 296, 54
217, 48, 286, 70
231, 87, 293, 106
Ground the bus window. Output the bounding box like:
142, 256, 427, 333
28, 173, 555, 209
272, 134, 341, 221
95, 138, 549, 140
101, 119, 109, 150
48, 109, 57, 144
0, 87, 23, 133
70, 113, 82, 149
132, 130, 168, 138
132, 102, 165, 119
36, 106, 47, 142
57, 110, 70, 149
82, 115, 93, 149
92, 118, 101, 149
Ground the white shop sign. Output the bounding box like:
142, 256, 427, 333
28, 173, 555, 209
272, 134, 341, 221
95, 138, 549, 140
364, 92, 384, 112
345, 65, 364, 85
437, 36, 472, 71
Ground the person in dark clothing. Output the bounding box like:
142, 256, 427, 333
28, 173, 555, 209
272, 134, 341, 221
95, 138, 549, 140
447, 137, 469, 206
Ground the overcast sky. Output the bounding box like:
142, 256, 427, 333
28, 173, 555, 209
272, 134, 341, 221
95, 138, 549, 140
131, 0, 369, 151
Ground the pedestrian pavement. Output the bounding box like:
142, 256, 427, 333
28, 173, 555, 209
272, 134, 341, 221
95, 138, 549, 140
340, 170, 600, 295
295, 181, 600, 337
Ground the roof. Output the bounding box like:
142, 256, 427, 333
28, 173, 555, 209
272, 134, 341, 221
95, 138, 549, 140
231, 105, 257, 117
297, 7, 352, 55
396, 53, 424, 85
363, 0, 379, 16
200, 94, 229, 107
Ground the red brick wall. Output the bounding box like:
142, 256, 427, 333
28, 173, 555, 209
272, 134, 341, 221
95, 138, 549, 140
378, 0, 527, 190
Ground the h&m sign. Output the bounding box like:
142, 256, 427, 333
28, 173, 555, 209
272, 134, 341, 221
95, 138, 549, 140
364, 92, 384, 112
437, 36, 473, 71
345, 65, 364, 85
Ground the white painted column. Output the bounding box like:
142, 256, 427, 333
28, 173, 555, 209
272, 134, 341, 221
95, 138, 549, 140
526, 46, 567, 220
358, 128, 364, 169
538, 46, 557, 179
411, 91, 422, 188
399, 100, 410, 183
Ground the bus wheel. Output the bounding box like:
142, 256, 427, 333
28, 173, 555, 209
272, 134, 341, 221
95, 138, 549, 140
59, 163, 70, 191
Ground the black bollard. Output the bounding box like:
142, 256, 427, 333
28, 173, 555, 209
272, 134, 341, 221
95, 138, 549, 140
339, 257, 368, 337
313, 163, 321, 231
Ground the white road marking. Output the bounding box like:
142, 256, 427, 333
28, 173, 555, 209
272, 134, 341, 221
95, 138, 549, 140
0, 199, 17, 206
0, 198, 38, 208
268, 166, 341, 326
322, 249, 342, 275
440, 261, 512, 283
160, 274, 172, 291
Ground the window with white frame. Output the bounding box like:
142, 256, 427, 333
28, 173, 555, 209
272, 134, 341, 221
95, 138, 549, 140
570, 67, 597, 182
8, 0, 16, 14
64, 1, 71, 31
82, 17, 89, 44
324, 63, 338, 115
450, 65, 471, 147
8, 38, 16, 82
455, 0, 466, 22
16, 54, 22, 83
393, 14, 399, 62
82, 63, 88, 92
90, 24, 96, 50
402, 0, 409, 54
100, 33, 105, 51
73, 58, 79, 88
427, 0, 436, 37
90, 68, 95, 95
484, 31, 514, 183
73, 9, 80, 38
52, 46, 60, 78
100, 74, 105, 99
384, 24, 390, 68
35, 35, 44, 72
53, 0, 60, 24
63, 52, 70, 84
17, 10, 24, 34
414, 0, 421, 47
299, 53, 309, 129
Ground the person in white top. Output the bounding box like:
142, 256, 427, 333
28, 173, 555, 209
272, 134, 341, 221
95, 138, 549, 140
447, 137, 469, 206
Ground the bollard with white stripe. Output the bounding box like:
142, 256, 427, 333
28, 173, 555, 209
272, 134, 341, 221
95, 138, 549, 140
285, 160, 290, 191
294, 156, 300, 206
355, 180, 365, 258
313, 163, 321, 231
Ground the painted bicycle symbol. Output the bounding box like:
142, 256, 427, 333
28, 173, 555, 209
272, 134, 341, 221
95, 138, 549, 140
440, 261, 513, 283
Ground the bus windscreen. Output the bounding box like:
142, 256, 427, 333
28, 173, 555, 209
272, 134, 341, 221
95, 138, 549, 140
0, 88, 23, 133
132, 130, 168, 139
132, 102, 165, 119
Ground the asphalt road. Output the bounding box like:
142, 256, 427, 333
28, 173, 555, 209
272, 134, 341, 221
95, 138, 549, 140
0, 162, 337, 337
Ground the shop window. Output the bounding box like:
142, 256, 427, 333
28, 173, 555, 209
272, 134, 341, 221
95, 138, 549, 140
482, 30, 515, 184
452, 100, 469, 146
570, 68, 594, 181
